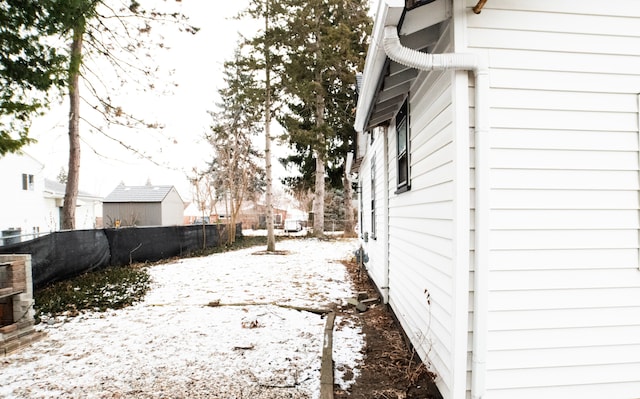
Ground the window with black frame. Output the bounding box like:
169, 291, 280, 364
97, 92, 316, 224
396, 100, 410, 192
371, 155, 376, 239
358, 181, 363, 236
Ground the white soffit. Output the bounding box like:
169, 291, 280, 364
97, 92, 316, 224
400, 0, 450, 36
355, 0, 449, 132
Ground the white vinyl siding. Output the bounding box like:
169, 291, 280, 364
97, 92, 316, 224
386, 22, 460, 399
465, 0, 640, 397
0, 153, 49, 235
360, 129, 388, 295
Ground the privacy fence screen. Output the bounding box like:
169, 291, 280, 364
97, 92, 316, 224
0, 223, 241, 288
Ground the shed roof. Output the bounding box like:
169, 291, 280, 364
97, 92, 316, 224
104, 184, 175, 203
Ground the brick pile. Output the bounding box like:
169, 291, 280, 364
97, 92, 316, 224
0, 255, 44, 356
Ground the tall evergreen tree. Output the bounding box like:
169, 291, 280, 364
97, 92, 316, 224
206, 50, 266, 244
0, 0, 66, 155
239, 0, 288, 251
277, 0, 371, 236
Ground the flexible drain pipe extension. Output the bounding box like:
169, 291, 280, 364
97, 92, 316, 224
383, 25, 490, 399
383, 27, 478, 70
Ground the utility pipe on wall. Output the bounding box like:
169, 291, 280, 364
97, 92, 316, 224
383, 25, 490, 399
473, 0, 488, 14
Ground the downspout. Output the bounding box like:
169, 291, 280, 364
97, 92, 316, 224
383, 125, 390, 304
383, 26, 490, 399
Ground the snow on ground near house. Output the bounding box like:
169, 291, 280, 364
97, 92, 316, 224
0, 238, 363, 399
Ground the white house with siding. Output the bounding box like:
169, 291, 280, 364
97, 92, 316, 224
43, 178, 102, 230
354, 1, 640, 398
0, 152, 101, 241
0, 152, 48, 240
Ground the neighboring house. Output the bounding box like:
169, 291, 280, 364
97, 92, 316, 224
237, 203, 287, 230
103, 184, 185, 227
0, 152, 101, 242
43, 179, 102, 230
185, 200, 296, 229
354, 1, 640, 399
0, 152, 47, 241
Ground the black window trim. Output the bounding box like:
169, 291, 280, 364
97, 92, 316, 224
371, 155, 377, 240
395, 99, 410, 194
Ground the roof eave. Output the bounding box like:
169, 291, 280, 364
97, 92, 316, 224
354, 0, 450, 133
354, 0, 405, 133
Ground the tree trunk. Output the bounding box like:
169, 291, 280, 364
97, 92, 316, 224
230, 181, 247, 245
264, 0, 276, 252
191, 172, 207, 250
311, 11, 325, 238
265, 103, 275, 249
312, 150, 325, 236
62, 25, 84, 230
342, 173, 356, 237
224, 188, 231, 244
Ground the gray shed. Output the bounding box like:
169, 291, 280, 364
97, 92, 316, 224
103, 184, 184, 227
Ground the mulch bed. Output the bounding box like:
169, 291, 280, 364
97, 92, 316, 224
335, 259, 443, 399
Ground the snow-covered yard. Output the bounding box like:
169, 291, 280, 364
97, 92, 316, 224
1, 238, 363, 399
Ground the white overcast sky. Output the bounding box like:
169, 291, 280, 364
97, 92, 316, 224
26, 0, 379, 202
28, 1, 282, 201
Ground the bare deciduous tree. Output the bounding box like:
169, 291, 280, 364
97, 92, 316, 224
189, 167, 217, 249
47, 0, 197, 229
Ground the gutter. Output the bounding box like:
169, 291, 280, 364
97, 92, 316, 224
383, 25, 490, 399
354, 0, 405, 133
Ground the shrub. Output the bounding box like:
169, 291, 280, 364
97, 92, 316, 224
34, 266, 151, 323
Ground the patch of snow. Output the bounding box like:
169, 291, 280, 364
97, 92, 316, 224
0, 238, 364, 399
